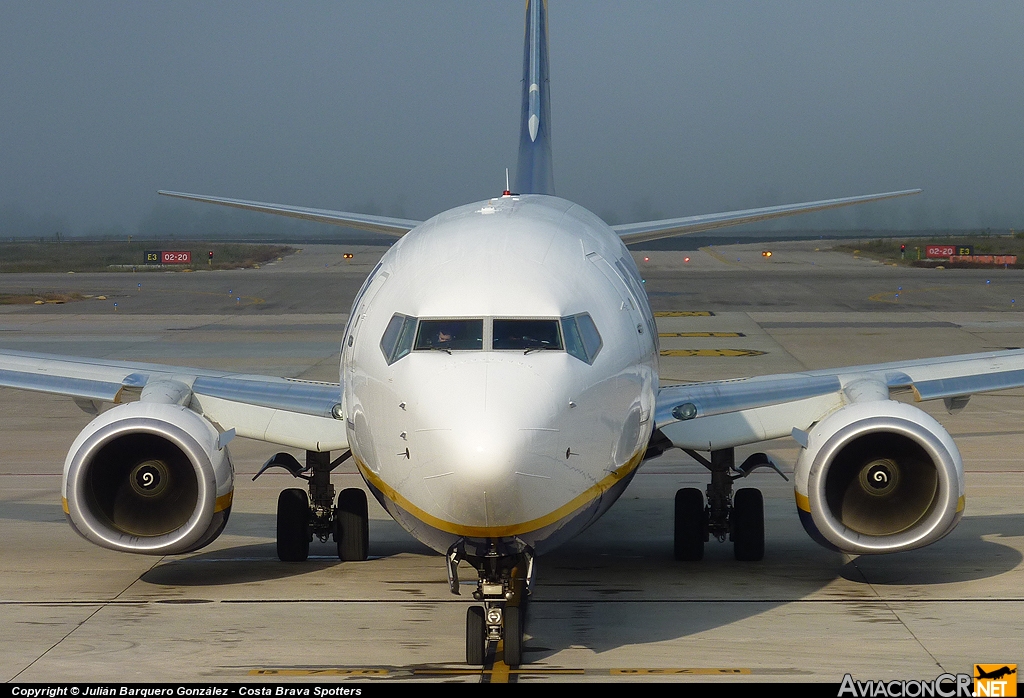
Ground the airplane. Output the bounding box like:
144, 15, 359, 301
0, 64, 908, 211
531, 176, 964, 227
975, 666, 1017, 681
2, 1, 1023, 668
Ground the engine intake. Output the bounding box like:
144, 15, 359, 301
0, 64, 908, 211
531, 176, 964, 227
794, 400, 964, 554
63, 401, 234, 555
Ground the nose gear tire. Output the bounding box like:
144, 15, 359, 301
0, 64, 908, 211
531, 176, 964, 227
503, 604, 524, 667
466, 606, 486, 665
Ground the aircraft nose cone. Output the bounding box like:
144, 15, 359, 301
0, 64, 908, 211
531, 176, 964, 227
423, 416, 536, 529
410, 358, 568, 527
446, 421, 515, 488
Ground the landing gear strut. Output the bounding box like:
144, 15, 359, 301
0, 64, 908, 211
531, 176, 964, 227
255, 449, 369, 562
449, 542, 533, 667
674, 447, 785, 561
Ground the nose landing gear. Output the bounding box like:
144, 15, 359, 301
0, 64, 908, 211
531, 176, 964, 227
449, 542, 533, 667
468, 573, 527, 667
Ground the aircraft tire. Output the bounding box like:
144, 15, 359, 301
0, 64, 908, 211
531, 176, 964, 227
503, 604, 523, 667
335, 488, 369, 561
276, 488, 310, 562
466, 606, 486, 665
674, 487, 706, 561
732, 487, 765, 561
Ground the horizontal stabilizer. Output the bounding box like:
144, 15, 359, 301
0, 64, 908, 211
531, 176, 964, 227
158, 191, 421, 237
613, 189, 921, 245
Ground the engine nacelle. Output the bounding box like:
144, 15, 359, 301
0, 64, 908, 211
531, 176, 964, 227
62, 401, 234, 555
794, 400, 964, 554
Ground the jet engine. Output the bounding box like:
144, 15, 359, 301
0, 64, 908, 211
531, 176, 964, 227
62, 401, 234, 555
793, 400, 964, 554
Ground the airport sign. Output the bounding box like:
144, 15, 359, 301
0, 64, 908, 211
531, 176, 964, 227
927, 245, 974, 258
145, 250, 193, 264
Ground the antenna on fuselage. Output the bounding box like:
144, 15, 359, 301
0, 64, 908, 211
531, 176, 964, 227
503, 168, 512, 197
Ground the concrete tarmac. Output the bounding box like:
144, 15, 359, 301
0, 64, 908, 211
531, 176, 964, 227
1, 241, 1022, 683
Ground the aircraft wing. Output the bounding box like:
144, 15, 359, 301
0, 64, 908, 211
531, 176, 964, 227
655, 348, 1024, 451
158, 190, 421, 237
613, 189, 920, 245
0, 349, 347, 452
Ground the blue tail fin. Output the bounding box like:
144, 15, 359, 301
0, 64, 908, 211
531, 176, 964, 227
513, 0, 554, 195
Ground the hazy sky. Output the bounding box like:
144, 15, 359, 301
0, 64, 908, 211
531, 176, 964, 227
2, 1, 1023, 236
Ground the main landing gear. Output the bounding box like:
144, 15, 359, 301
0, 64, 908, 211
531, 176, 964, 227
448, 542, 534, 667
254, 449, 369, 562
674, 447, 786, 562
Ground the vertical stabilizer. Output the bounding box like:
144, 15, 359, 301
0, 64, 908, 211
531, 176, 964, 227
514, 0, 554, 195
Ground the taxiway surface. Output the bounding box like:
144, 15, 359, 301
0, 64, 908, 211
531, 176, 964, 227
1, 241, 1022, 683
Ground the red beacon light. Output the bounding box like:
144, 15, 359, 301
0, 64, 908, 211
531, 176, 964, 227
501, 168, 516, 197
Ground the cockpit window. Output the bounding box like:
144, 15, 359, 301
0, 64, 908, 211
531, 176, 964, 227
380, 313, 418, 365
561, 313, 602, 364
576, 314, 603, 360
493, 319, 562, 351
383, 316, 594, 361
414, 319, 484, 351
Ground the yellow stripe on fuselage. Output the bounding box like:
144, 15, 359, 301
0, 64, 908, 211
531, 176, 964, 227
355, 448, 646, 538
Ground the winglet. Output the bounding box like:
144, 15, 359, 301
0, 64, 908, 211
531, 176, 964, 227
514, 0, 554, 195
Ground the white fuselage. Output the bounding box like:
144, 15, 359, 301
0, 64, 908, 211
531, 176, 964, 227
340, 194, 658, 556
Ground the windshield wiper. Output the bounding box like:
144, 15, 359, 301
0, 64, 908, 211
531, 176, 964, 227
524, 342, 557, 355
430, 345, 453, 355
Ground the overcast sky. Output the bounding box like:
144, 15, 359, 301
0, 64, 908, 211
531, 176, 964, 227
2, 1, 1023, 237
